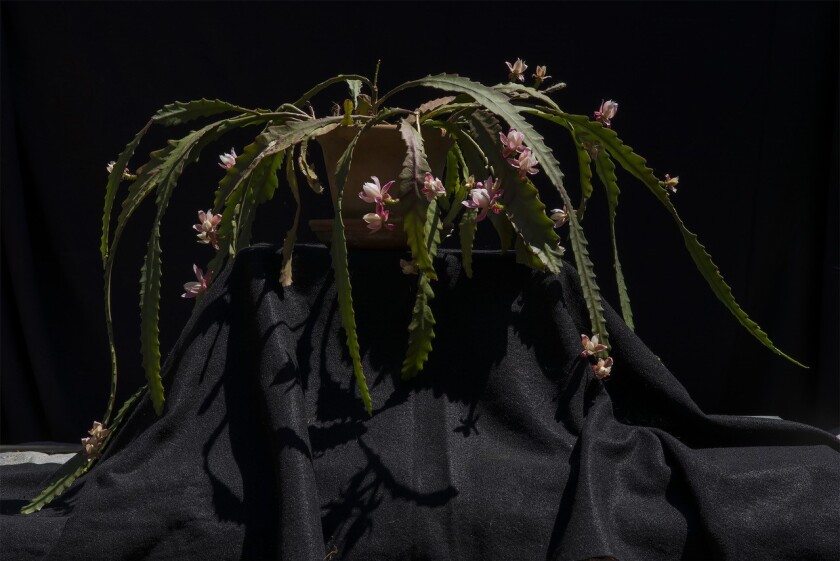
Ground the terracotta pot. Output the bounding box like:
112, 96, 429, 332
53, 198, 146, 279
310, 124, 452, 249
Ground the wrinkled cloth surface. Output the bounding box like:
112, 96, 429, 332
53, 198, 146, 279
2, 244, 838, 561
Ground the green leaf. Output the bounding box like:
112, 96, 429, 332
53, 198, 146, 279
568, 125, 595, 218
253, 151, 284, 205
298, 138, 324, 194
566, 209, 610, 348
492, 82, 562, 112
139, 204, 169, 416
152, 99, 264, 127
444, 125, 488, 180
280, 149, 301, 287
401, 275, 437, 380
398, 119, 436, 277
515, 234, 545, 270
459, 209, 478, 278
441, 148, 462, 224
467, 110, 564, 273
424, 195, 444, 256
404, 202, 434, 275
560, 112, 804, 367
233, 181, 257, 255
417, 96, 457, 115
21, 386, 145, 514
402, 199, 443, 379
592, 150, 635, 330
101, 120, 152, 262
487, 210, 514, 252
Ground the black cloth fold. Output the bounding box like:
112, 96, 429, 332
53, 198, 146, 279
2, 244, 837, 560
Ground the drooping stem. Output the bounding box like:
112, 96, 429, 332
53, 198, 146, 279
102, 262, 118, 425
372, 59, 382, 110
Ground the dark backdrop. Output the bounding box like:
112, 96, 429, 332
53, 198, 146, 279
2, 1, 837, 443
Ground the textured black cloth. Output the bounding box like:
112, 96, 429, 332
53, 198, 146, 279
2, 244, 838, 560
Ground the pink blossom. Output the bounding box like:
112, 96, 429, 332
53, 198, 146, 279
399, 258, 419, 275
549, 207, 569, 229
359, 176, 395, 205
81, 421, 110, 460
88, 421, 110, 440
363, 207, 395, 233
580, 333, 608, 357
532, 65, 551, 87
82, 437, 100, 459
193, 209, 222, 251
499, 129, 526, 158
592, 357, 614, 380
505, 59, 528, 82
507, 147, 540, 179
421, 172, 446, 202
663, 174, 680, 194
594, 100, 619, 128
218, 148, 237, 169
182, 265, 213, 299
462, 177, 504, 222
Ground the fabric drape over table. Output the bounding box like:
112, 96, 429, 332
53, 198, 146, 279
2, 244, 838, 560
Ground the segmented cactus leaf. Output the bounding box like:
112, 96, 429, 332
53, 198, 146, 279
398, 119, 436, 277
592, 150, 635, 330
402, 199, 443, 379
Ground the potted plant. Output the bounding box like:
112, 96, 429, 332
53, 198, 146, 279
20, 59, 803, 514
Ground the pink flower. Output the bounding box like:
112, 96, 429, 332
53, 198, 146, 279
549, 207, 569, 228
218, 148, 237, 169
506, 58, 528, 82
592, 357, 614, 380
421, 172, 446, 202
532, 65, 551, 87
594, 100, 619, 128
81, 421, 110, 460
462, 177, 504, 222
507, 147, 539, 179
499, 129, 526, 158
400, 258, 419, 275
363, 207, 395, 233
580, 333, 608, 357
182, 265, 213, 299
663, 174, 680, 194
82, 437, 100, 459
359, 176, 395, 205
193, 209, 222, 251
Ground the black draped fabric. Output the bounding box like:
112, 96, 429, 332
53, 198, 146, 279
2, 244, 838, 560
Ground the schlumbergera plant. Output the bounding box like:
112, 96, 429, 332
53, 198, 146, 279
20, 60, 804, 514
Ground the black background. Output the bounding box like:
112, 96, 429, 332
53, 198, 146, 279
2, 1, 837, 443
